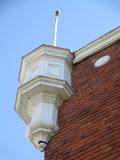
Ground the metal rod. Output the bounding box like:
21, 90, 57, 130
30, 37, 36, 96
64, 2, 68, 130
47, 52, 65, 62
53, 10, 60, 46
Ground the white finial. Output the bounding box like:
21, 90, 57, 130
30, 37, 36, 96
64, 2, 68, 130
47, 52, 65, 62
53, 10, 60, 46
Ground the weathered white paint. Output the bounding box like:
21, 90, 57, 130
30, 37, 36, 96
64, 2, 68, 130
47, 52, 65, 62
26, 93, 60, 151
19, 45, 73, 86
73, 26, 120, 64
15, 44, 74, 151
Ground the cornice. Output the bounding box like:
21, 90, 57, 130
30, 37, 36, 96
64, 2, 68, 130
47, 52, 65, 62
19, 44, 74, 83
22, 44, 73, 63
15, 76, 73, 124
73, 26, 120, 64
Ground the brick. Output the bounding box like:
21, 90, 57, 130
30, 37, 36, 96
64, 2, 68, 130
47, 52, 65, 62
45, 40, 120, 160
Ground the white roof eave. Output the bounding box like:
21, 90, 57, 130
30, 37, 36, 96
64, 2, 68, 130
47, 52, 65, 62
73, 26, 120, 64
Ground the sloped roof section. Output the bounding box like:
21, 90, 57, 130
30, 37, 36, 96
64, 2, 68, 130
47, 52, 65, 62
73, 26, 120, 64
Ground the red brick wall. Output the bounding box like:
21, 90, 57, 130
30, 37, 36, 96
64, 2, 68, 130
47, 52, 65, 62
45, 40, 120, 160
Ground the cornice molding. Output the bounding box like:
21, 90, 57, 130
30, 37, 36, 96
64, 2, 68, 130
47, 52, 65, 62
73, 26, 120, 64
19, 44, 74, 83
15, 76, 73, 124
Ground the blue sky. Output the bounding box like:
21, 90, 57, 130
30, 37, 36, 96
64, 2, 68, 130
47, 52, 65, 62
0, 1, 120, 160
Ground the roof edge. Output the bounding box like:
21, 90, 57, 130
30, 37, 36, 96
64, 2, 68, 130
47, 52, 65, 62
22, 44, 72, 60
18, 44, 73, 83
73, 26, 120, 64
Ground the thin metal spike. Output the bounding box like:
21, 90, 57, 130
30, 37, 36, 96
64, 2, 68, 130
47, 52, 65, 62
53, 10, 60, 46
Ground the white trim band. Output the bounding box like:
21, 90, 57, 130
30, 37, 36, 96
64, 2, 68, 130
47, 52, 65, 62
73, 26, 120, 64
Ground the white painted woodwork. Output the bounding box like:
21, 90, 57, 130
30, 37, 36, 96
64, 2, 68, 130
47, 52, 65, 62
15, 44, 74, 151
73, 26, 120, 64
